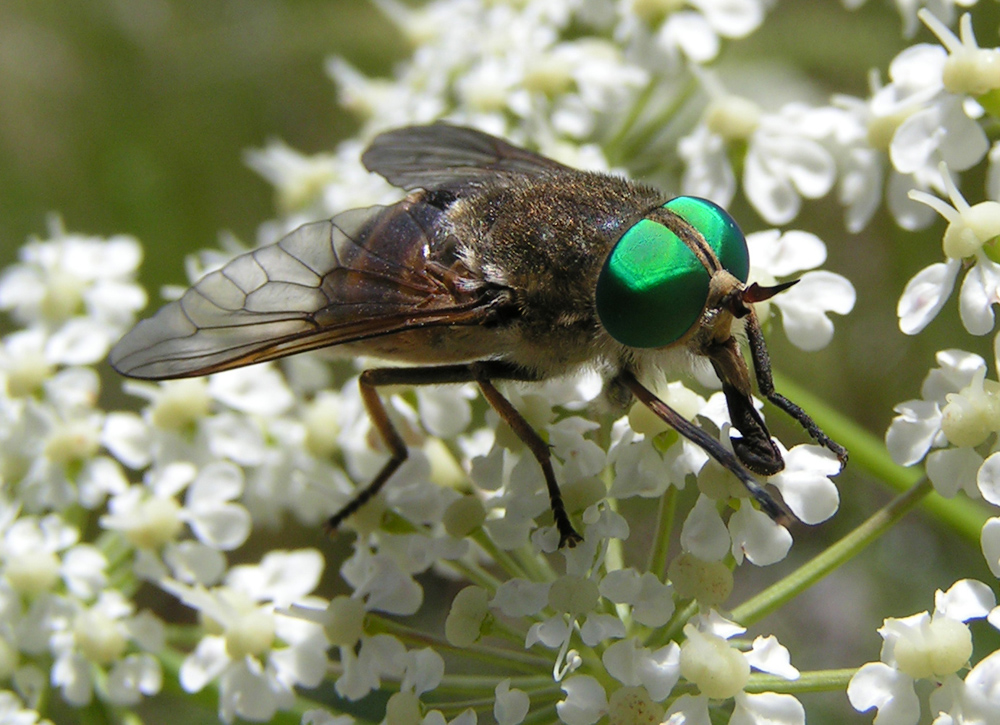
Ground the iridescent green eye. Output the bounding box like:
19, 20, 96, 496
662, 196, 749, 283
595, 196, 748, 349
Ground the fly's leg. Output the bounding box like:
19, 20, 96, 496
618, 370, 792, 525
743, 310, 849, 468
325, 365, 476, 533
473, 365, 582, 548
325, 362, 583, 547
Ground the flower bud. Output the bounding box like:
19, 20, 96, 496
679, 624, 749, 699
893, 616, 972, 679
445, 586, 490, 647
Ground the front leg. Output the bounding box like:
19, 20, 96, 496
617, 369, 792, 524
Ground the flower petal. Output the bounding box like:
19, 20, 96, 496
897, 260, 960, 335
729, 502, 792, 566
847, 662, 919, 725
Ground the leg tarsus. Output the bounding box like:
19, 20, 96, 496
473, 366, 582, 548
618, 369, 795, 525
324, 367, 418, 534
744, 310, 849, 469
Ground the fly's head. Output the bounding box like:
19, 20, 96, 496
594, 196, 800, 477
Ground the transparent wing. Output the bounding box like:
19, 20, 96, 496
110, 201, 496, 379
361, 123, 572, 191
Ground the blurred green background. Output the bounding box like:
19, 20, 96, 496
2, 1, 999, 723
0, 0, 403, 279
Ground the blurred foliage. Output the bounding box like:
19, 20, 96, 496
0, 0, 404, 285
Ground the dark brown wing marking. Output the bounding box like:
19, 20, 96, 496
109, 201, 497, 379
361, 122, 572, 191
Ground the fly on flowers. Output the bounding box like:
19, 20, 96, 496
109, 123, 847, 547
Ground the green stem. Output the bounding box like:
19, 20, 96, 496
372, 616, 548, 670
646, 485, 678, 580
745, 668, 856, 694
731, 477, 933, 626
649, 598, 699, 649
433, 674, 557, 693
512, 539, 559, 583
772, 371, 991, 546
605, 75, 699, 167
444, 556, 504, 594
523, 703, 561, 725
469, 529, 531, 582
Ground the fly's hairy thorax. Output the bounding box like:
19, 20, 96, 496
444, 172, 664, 376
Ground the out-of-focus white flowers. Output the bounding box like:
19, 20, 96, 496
0, 217, 145, 367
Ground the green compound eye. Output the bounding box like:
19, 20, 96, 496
595, 196, 749, 348
662, 196, 749, 283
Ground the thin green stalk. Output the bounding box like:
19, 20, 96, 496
511, 539, 559, 583
772, 372, 991, 545
648, 598, 699, 649
372, 615, 546, 669
434, 674, 556, 693
444, 556, 505, 594
745, 668, 856, 694
604, 81, 657, 161
468, 528, 531, 582
731, 477, 933, 626
523, 703, 561, 725
606, 76, 699, 167
646, 485, 678, 580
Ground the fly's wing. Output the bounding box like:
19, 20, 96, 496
361, 123, 573, 192
110, 201, 497, 379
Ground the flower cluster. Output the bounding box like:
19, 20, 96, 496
848, 580, 1000, 724
2, 0, 1000, 724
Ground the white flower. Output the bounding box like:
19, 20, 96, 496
1, 366, 127, 513
208, 366, 295, 418
873, 38, 988, 182
0, 217, 145, 366
609, 384, 708, 500
768, 444, 842, 524
0, 514, 107, 600
101, 461, 252, 583
885, 336, 1000, 503
557, 674, 607, 725
679, 122, 738, 208
928, 648, 1000, 724
849, 579, 995, 725
923, 11, 1000, 98
495, 679, 530, 725
983, 517, 1000, 578
680, 494, 732, 561
164, 550, 328, 723
680, 94, 838, 226
616, 0, 766, 67
746, 229, 856, 351
336, 634, 406, 701
601, 638, 681, 702
744, 104, 838, 225
243, 139, 341, 214
901, 163, 1000, 335
728, 498, 793, 566
48, 590, 164, 707
666, 613, 801, 723
597, 569, 675, 628
0, 690, 53, 725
